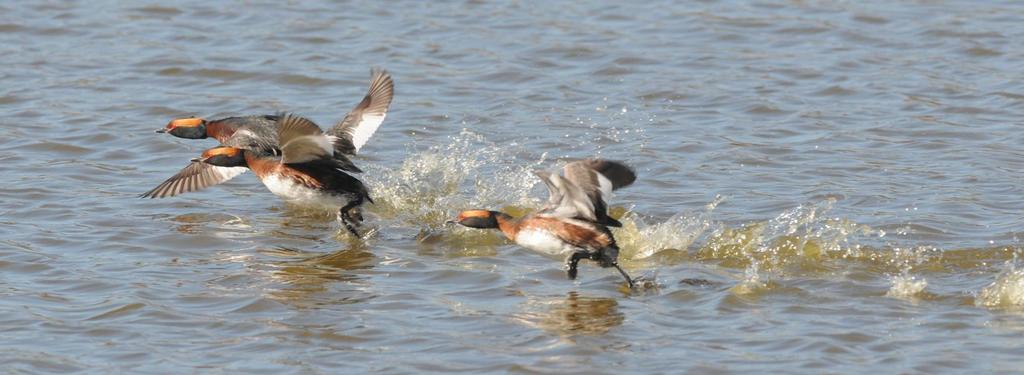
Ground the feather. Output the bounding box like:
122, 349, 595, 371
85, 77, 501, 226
329, 68, 394, 154
141, 162, 247, 198
534, 159, 636, 226
277, 113, 334, 164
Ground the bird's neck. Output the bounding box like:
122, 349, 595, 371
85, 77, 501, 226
493, 212, 518, 241
243, 151, 277, 178
205, 120, 235, 143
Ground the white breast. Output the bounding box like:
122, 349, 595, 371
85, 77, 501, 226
261, 174, 345, 209
514, 229, 574, 256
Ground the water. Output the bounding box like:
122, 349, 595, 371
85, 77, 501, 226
3, 0, 1024, 372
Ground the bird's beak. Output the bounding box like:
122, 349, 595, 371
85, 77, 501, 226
190, 157, 205, 163
444, 219, 457, 225
156, 128, 168, 133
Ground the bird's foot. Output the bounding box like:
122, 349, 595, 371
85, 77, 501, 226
337, 209, 361, 237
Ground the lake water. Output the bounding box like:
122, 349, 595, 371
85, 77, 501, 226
3, 0, 1024, 373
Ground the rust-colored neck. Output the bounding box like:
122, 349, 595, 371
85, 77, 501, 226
205, 120, 237, 143
244, 152, 277, 179
494, 213, 519, 241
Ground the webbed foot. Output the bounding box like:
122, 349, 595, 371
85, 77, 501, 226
337, 208, 360, 237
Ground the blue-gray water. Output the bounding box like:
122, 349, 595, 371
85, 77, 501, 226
3, 0, 1024, 373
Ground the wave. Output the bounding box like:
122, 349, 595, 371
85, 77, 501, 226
355, 131, 1023, 309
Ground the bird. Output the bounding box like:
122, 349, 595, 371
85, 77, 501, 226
153, 68, 394, 173
145, 113, 374, 236
142, 68, 393, 218
450, 159, 637, 287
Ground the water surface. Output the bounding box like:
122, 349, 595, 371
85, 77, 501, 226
3, 0, 1024, 373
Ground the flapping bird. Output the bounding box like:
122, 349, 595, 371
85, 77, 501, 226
451, 159, 637, 287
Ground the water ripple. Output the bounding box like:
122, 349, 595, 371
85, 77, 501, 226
1, 0, 1024, 372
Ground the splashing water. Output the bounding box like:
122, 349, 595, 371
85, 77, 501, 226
886, 274, 929, 299
356, 133, 1017, 309
698, 199, 874, 272
362, 129, 545, 231
730, 258, 771, 296
976, 269, 1024, 309
616, 195, 725, 261
671, 198, 886, 292
885, 246, 935, 299
976, 249, 1024, 309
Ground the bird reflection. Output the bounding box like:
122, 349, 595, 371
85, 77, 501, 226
262, 245, 377, 309
275, 205, 355, 234
170, 212, 250, 234
415, 226, 502, 258
515, 291, 624, 336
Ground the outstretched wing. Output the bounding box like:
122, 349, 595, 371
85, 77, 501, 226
535, 170, 599, 222
563, 159, 635, 226
329, 68, 394, 155
277, 113, 336, 164
140, 162, 247, 198
536, 159, 636, 226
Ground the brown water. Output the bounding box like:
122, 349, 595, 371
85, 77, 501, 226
3, 0, 1024, 373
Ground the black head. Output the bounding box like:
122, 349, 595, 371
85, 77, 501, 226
158, 117, 208, 139
450, 210, 501, 229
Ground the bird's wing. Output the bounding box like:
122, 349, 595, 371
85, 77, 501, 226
140, 162, 247, 198
277, 113, 335, 164
562, 159, 636, 226
534, 170, 597, 221
329, 68, 394, 154
564, 159, 636, 200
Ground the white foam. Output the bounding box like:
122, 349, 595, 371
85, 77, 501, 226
361, 130, 543, 228
886, 274, 928, 299
976, 268, 1024, 308
615, 196, 723, 260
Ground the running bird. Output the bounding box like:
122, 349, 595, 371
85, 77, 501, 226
153, 68, 394, 173
144, 113, 374, 236
142, 68, 392, 199
450, 159, 637, 287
